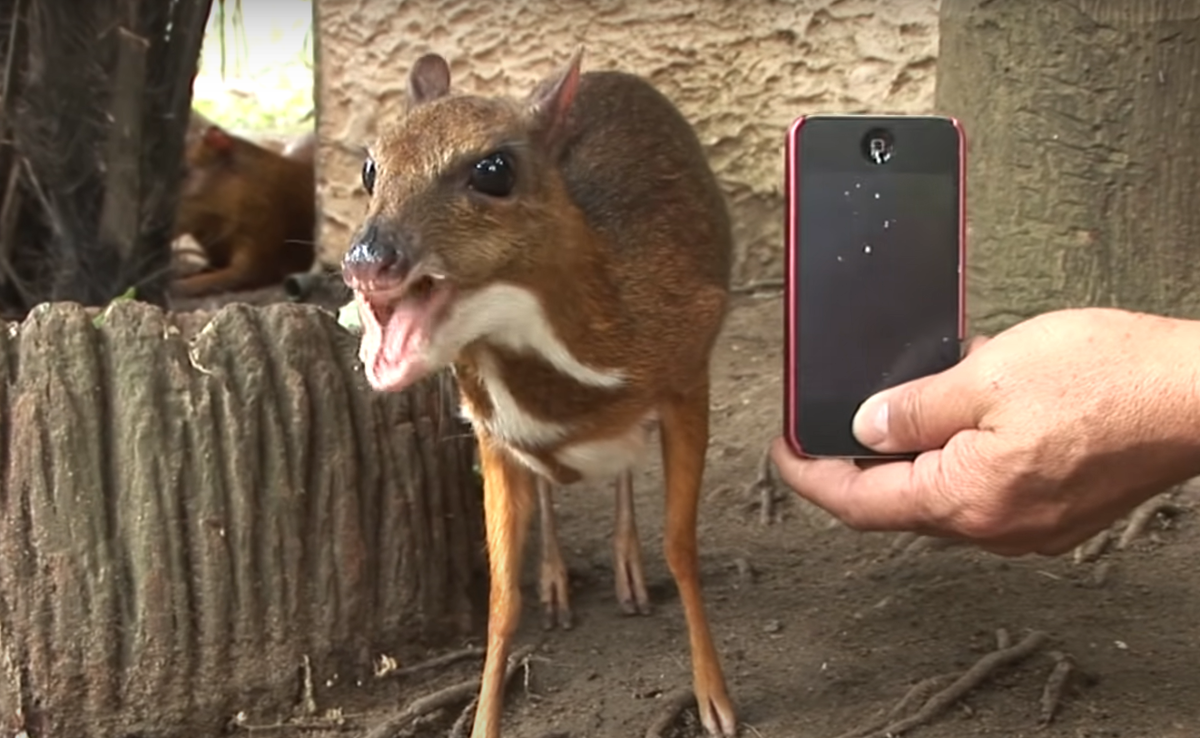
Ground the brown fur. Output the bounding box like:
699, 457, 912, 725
281, 131, 317, 163
348, 50, 736, 737
172, 123, 316, 297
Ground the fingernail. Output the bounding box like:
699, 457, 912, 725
853, 394, 889, 447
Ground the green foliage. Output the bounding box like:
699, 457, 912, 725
92, 287, 138, 327
191, 0, 314, 135
337, 300, 362, 334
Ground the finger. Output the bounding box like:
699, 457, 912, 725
769, 437, 944, 533
851, 361, 988, 454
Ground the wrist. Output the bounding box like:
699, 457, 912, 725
1136, 311, 1200, 474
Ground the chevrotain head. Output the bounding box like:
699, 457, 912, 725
174, 125, 239, 238
343, 49, 585, 393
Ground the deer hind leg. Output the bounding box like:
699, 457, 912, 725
536, 477, 574, 630
613, 469, 652, 615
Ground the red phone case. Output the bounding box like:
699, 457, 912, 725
783, 115, 968, 459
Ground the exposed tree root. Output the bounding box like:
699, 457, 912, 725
1073, 488, 1187, 565
1037, 650, 1076, 727
1073, 529, 1112, 564
744, 445, 783, 525
231, 716, 353, 733
888, 532, 965, 559
1118, 492, 1184, 550
446, 649, 545, 736
359, 644, 537, 738
729, 278, 785, 296
830, 629, 1049, 738
446, 696, 477, 738
375, 645, 486, 680
643, 687, 698, 738
887, 531, 921, 556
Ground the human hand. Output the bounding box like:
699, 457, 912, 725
771, 307, 1200, 556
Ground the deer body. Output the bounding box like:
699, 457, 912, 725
343, 51, 736, 738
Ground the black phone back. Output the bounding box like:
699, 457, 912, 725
785, 115, 964, 458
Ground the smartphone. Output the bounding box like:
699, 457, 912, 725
783, 115, 965, 459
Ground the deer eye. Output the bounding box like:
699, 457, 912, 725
361, 157, 377, 195
468, 151, 515, 197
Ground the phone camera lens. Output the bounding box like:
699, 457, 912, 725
862, 128, 894, 165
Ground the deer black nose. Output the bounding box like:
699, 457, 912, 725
342, 221, 412, 287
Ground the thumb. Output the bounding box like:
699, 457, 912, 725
853, 364, 984, 454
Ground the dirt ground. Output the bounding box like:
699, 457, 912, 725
193, 289, 1200, 738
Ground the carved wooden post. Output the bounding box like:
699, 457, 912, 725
0, 301, 485, 737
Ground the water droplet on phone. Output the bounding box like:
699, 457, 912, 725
855, 182, 862, 189
942, 336, 951, 343
843, 190, 850, 197
883, 220, 890, 229
874, 192, 881, 199
863, 244, 872, 254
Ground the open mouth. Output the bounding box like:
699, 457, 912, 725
353, 270, 455, 392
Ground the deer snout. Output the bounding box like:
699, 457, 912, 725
342, 221, 413, 290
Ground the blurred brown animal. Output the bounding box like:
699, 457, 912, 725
172, 123, 316, 297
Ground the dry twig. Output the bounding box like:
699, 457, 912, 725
362, 644, 536, 738
377, 645, 486, 680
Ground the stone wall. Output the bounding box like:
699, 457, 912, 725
315, 0, 940, 285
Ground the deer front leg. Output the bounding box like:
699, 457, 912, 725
470, 436, 535, 738
659, 377, 736, 737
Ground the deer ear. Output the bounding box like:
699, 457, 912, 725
528, 47, 584, 148
407, 53, 452, 108
201, 125, 233, 153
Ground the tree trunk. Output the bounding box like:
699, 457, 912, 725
0, 301, 486, 738
934, 0, 1200, 335
0, 0, 212, 319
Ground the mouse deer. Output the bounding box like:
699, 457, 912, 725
342, 49, 736, 737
